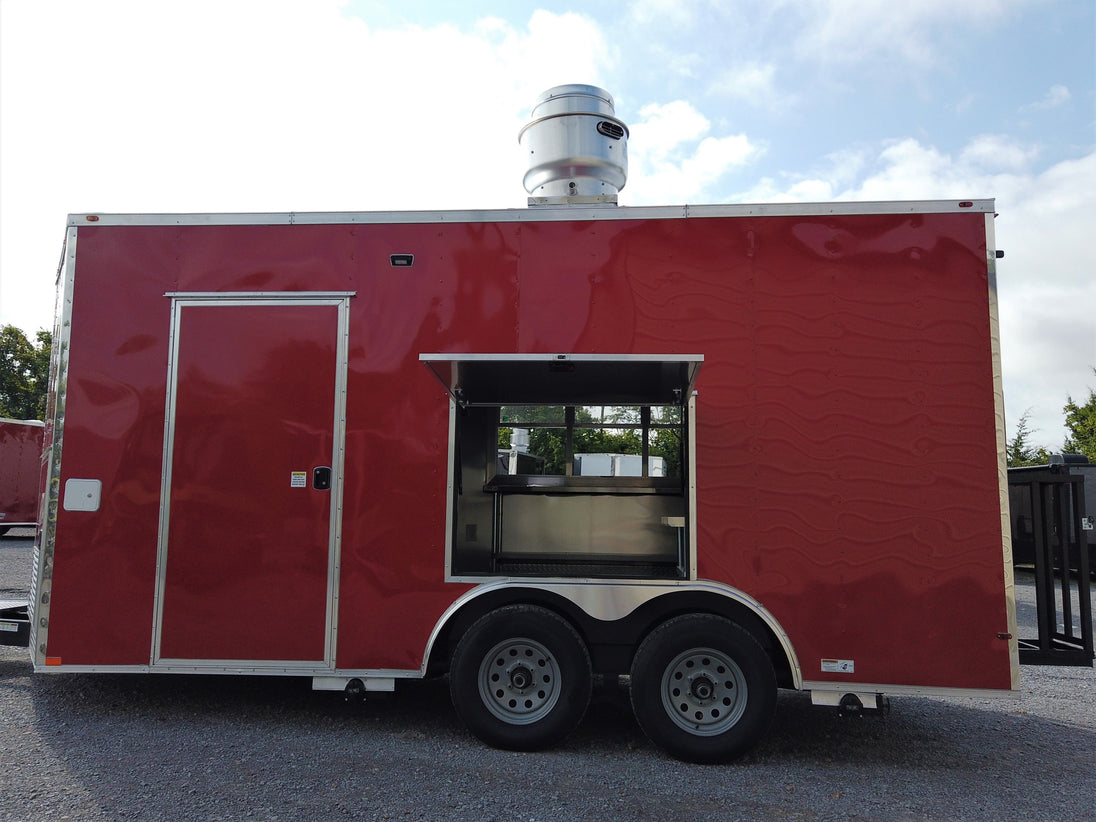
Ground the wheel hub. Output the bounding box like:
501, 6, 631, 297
661, 647, 749, 736
478, 637, 562, 726
509, 665, 533, 690
690, 676, 715, 701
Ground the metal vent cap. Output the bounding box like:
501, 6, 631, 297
519, 84, 629, 204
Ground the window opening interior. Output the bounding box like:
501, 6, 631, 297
422, 354, 701, 581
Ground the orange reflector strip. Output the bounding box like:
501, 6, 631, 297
85, 215, 100, 221
45, 657, 62, 666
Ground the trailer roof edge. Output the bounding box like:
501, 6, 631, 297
67, 199, 996, 227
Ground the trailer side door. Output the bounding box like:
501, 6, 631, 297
153, 294, 350, 669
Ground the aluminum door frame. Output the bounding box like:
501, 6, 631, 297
151, 292, 353, 672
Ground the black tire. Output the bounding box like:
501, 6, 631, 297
630, 614, 777, 763
450, 604, 592, 751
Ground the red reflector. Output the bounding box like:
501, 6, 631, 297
958, 201, 974, 208
86, 215, 100, 221
997, 632, 1012, 640
45, 656, 62, 666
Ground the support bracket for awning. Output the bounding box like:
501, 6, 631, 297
419, 353, 703, 407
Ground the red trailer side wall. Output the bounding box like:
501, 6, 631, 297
0, 419, 44, 526
44, 210, 1010, 690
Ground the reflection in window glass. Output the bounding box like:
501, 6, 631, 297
499, 426, 566, 475
651, 405, 682, 425
498, 404, 684, 479
585, 406, 642, 425
650, 428, 681, 478
500, 406, 565, 425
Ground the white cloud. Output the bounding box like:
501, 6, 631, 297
708, 62, 796, 109
1021, 84, 1072, 111
627, 0, 695, 28
960, 135, 1041, 171
627, 101, 762, 203
952, 93, 978, 115
631, 101, 712, 158
788, 0, 1028, 67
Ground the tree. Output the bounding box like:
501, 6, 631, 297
0, 325, 52, 420
1062, 369, 1096, 461
1006, 409, 1049, 468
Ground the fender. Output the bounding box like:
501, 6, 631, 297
423, 578, 803, 688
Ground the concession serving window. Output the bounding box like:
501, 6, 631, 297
422, 354, 702, 580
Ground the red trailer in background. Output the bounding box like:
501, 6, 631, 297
0, 418, 44, 535
22, 86, 1018, 762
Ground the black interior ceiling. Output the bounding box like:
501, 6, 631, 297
420, 354, 703, 406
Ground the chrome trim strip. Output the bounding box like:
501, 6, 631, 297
419, 353, 705, 362
30, 224, 79, 669
802, 680, 1018, 699
150, 299, 184, 664
154, 658, 323, 671
0, 417, 45, 426
687, 392, 698, 580
985, 211, 1020, 690
163, 291, 356, 299
325, 296, 352, 671
68, 199, 996, 228
36, 665, 152, 675
35, 664, 422, 679
443, 399, 457, 579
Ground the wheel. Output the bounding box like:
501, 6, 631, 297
630, 614, 777, 763
450, 604, 592, 751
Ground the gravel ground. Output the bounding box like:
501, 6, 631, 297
2, 529, 1094, 822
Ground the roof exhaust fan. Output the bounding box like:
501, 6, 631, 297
519, 84, 629, 207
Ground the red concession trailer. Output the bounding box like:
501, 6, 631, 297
0, 417, 44, 534
27, 86, 1018, 762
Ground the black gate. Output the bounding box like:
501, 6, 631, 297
1008, 458, 1093, 666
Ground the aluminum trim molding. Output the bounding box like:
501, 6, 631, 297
163, 291, 356, 300
803, 680, 1019, 699
985, 212, 1021, 690
323, 296, 352, 670
30, 224, 79, 668
687, 392, 698, 581
35, 663, 423, 679
67, 199, 996, 228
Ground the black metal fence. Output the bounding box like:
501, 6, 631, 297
1008, 458, 1093, 666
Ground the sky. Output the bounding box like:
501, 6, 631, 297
0, 0, 1093, 449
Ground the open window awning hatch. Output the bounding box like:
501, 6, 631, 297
420, 353, 703, 406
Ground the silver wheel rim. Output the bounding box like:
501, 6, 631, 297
661, 646, 748, 736
477, 637, 561, 725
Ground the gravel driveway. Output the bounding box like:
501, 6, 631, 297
2, 531, 1093, 821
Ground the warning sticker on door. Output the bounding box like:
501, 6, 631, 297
290, 471, 307, 488
821, 659, 855, 674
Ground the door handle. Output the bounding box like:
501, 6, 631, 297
313, 466, 332, 490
